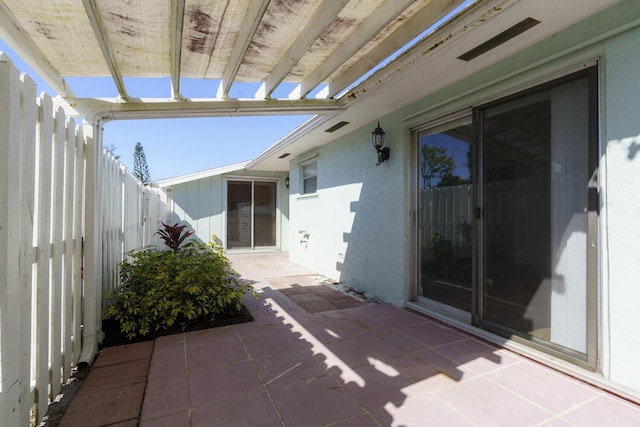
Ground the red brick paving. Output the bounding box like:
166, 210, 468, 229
273, 276, 367, 313
58, 342, 153, 427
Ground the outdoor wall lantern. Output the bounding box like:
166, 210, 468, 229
285, 176, 290, 188
371, 122, 390, 166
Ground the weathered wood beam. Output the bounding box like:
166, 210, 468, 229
218, 0, 271, 99
82, 0, 129, 101
264, 0, 350, 98
62, 97, 341, 122
170, 0, 186, 100
0, 2, 73, 97
299, 0, 415, 99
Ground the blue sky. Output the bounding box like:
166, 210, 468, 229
0, 1, 471, 181
0, 39, 312, 180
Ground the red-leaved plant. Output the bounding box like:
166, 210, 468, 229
155, 222, 195, 252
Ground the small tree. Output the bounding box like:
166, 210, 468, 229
133, 142, 151, 185
419, 145, 455, 189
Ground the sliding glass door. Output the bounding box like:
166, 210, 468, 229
478, 69, 597, 359
417, 117, 474, 316
415, 67, 597, 364
227, 180, 277, 249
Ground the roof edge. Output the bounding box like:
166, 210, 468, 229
158, 161, 250, 187
246, 114, 337, 170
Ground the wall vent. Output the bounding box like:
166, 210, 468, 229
278, 153, 290, 159
458, 17, 541, 62
325, 121, 350, 133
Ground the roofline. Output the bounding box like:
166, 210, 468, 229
245, 114, 337, 170
157, 161, 251, 187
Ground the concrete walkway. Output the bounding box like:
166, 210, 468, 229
61, 252, 640, 426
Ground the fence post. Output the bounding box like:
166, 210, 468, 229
78, 120, 103, 365
72, 127, 85, 365
0, 52, 22, 427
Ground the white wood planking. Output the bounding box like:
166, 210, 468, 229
0, 55, 171, 423
18, 71, 37, 427
72, 127, 85, 366
264, 0, 351, 98
35, 93, 54, 424
0, 52, 23, 427
62, 117, 76, 381
421, 184, 472, 248
50, 106, 66, 399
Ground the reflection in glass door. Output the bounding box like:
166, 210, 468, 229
417, 118, 474, 315
227, 180, 277, 249
414, 68, 597, 365
479, 71, 596, 357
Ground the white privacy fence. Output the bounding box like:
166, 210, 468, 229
420, 184, 473, 252
101, 154, 168, 304
0, 53, 168, 426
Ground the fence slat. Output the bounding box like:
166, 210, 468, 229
49, 106, 66, 399
62, 117, 76, 381
420, 184, 473, 248
35, 93, 54, 423
72, 128, 85, 365
18, 72, 37, 427
0, 52, 22, 427
1, 53, 172, 422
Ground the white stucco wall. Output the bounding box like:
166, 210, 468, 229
288, 0, 640, 393
601, 25, 640, 390
289, 123, 408, 306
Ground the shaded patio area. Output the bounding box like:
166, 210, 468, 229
60, 252, 640, 426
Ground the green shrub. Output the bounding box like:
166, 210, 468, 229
105, 241, 256, 340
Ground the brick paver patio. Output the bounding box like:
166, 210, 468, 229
59, 252, 640, 426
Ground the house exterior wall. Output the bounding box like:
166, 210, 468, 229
167, 169, 289, 251
288, 129, 408, 307
288, 0, 640, 394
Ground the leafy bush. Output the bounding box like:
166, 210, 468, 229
429, 233, 452, 259
105, 241, 256, 340
155, 221, 194, 252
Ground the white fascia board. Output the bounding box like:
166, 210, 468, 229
246, 114, 335, 170
158, 161, 251, 187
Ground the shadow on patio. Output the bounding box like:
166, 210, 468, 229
60, 252, 640, 427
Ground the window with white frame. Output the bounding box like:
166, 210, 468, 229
302, 161, 317, 194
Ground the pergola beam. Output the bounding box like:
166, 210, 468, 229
170, 0, 186, 100
299, 0, 415, 99
61, 97, 342, 122
264, 0, 350, 98
82, 0, 129, 101
328, 0, 466, 98
0, 2, 73, 97
218, 0, 271, 99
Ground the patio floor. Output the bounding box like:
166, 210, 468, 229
60, 252, 640, 426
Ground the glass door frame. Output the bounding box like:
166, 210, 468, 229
474, 67, 599, 369
411, 109, 476, 323
224, 177, 281, 251
410, 67, 599, 370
